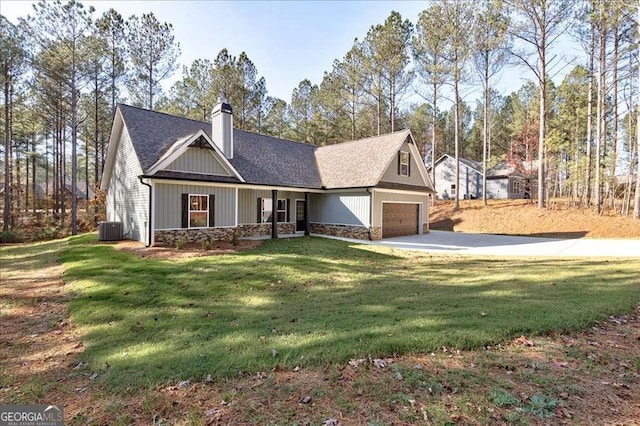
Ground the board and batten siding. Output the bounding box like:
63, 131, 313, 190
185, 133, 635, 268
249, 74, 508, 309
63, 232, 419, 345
380, 141, 428, 187
237, 188, 305, 224
165, 147, 233, 176
154, 183, 236, 229
106, 125, 149, 243
372, 190, 429, 228
309, 192, 370, 226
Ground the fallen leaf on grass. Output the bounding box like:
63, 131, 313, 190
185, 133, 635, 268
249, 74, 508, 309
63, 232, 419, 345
300, 396, 312, 404
553, 360, 568, 368
373, 358, 387, 368
348, 358, 366, 368
515, 335, 534, 346
323, 419, 338, 426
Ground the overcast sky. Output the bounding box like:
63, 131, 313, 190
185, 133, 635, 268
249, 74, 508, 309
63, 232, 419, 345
1, 0, 583, 108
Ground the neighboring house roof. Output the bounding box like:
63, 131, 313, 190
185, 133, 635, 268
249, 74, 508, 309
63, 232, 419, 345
430, 154, 538, 179
431, 154, 482, 173
315, 129, 412, 189
108, 105, 430, 192
487, 160, 538, 178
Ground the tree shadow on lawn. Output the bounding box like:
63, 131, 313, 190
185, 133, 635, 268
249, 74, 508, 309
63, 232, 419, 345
60, 236, 640, 390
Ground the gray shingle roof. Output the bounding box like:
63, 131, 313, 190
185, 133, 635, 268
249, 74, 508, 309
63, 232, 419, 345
315, 130, 412, 189
118, 104, 418, 190
232, 130, 322, 188
120, 104, 207, 173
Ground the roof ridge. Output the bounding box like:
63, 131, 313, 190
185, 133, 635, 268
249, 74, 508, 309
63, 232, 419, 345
233, 128, 315, 148
118, 103, 209, 126
316, 128, 410, 150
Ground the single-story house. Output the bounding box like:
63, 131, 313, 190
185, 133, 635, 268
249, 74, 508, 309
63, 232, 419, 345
430, 154, 537, 200
100, 102, 435, 246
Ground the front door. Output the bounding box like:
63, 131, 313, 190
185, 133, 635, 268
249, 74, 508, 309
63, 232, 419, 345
296, 200, 306, 232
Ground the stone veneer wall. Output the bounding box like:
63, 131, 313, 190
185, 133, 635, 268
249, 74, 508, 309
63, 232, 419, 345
422, 223, 429, 234
369, 226, 382, 241
310, 223, 371, 240
154, 228, 235, 246
154, 223, 296, 246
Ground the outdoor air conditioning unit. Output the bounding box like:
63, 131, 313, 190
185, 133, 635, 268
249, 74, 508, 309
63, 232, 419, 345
98, 221, 123, 241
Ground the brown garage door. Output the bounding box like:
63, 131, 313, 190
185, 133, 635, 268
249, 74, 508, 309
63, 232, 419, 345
382, 203, 419, 238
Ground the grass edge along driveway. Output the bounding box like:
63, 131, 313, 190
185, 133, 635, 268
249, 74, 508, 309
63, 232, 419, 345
57, 235, 640, 390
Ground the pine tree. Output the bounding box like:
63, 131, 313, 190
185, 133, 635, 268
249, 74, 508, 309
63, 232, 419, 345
1, 16, 27, 231
126, 12, 180, 110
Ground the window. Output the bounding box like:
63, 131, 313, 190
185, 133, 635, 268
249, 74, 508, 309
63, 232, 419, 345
189, 195, 208, 227
451, 184, 456, 196
276, 199, 287, 222
260, 198, 273, 223
260, 198, 288, 223
399, 151, 410, 176
511, 179, 523, 194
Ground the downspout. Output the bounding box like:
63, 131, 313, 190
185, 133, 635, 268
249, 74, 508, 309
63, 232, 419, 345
138, 176, 152, 247
367, 187, 373, 240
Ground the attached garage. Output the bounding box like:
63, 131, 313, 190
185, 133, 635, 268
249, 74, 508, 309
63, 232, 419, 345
382, 202, 419, 238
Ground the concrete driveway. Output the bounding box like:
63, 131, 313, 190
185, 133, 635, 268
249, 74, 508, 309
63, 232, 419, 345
368, 230, 640, 258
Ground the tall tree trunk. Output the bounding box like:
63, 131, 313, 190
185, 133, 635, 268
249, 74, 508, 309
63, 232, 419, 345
609, 25, 619, 211
634, 1, 640, 219
595, 12, 606, 214
482, 51, 489, 206
454, 76, 461, 211
71, 50, 78, 235
3, 74, 11, 231
25, 151, 30, 213
94, 76, 100, 226
537, 11, 547, 209
31, 134, 36, 214
584, 4, 595, 208
538, 74, 546, 208
431, 82, 437, 203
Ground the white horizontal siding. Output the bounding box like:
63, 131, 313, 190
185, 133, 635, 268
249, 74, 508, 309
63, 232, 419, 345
106, 125, 148, 243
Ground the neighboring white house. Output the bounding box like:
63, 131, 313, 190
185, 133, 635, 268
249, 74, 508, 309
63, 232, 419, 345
429, 154, 537, 200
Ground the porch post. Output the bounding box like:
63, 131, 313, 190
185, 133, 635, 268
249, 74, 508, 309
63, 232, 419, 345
271, 189, 278, 239
304, 192, 309, 236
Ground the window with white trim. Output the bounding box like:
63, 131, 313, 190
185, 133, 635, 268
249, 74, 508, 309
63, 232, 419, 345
451, 184, 456, 196
276, 199, 287, 222
189, 195, 208, 227
399, 151, 410, 176
260, 198, 273, 223
511, 179, 523, 194
260, 198, 288, 223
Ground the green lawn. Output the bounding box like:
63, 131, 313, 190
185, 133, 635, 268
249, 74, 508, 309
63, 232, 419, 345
51, 235, 639, 389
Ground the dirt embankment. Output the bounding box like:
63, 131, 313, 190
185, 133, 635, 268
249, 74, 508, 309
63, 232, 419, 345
430, 200, 640, 239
